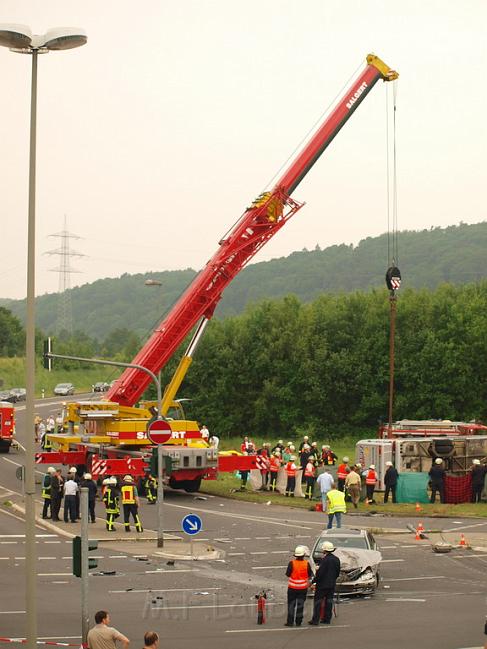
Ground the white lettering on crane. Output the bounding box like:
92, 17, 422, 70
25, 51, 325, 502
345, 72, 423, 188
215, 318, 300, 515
346, 82, 368, 110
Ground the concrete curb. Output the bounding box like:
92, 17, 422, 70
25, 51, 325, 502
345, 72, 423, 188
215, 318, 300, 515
12, 503, 75, 539
153, 549, 224, 561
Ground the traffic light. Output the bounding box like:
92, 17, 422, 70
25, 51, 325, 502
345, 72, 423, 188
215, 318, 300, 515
72, 536, 99, 577
43, 337, 52, 371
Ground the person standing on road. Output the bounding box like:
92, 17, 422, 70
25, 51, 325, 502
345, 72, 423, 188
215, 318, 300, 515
41, 467, 56, 519
55, 411, 64, 433
308, 541, 341, 625
470, 459, 486, 503
326, 484, 347, 529
63, 473, 79, 523
80, 473, 98, 523
285, 545, 313, 627
87, 610, 129, 649
344, 465, 361, 509
103, 477, 120, 531
429, 458, 446, 504
383, 461, 399, 503
50, 469, 64, 521
316, 467, 334, 511
365, 464, 378, 504
121, 475, 143, 532
336, 457, 350, 492
67, 467, 81, 519
144, 472, 157, 504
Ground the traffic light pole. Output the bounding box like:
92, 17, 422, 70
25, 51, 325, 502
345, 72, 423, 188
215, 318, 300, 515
80, 487, 89, 646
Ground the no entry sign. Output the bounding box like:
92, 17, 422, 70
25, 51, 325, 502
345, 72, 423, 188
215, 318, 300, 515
147, 418, 172, 444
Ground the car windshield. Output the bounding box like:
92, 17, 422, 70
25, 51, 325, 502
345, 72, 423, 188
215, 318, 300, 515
314, 536, 368, 553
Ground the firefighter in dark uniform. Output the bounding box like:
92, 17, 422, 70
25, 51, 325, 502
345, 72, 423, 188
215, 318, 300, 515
308, 541, 341, 625
121, 475, 143, 532
145, 472, 157, 504
42, 467, 56, 519
429, 458, 446, 503
103, 477, 120, 531
284, 545, 313, 627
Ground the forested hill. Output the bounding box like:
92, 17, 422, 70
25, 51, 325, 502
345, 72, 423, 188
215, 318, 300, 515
2, 222, 487, 339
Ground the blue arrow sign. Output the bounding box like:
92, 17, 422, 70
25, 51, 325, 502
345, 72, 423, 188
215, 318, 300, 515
182, 514, 202, 536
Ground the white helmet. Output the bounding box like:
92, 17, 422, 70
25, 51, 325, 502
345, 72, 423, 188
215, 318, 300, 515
303, 444, 310, 450
47, 467, 56, 474
102, 478, 110, 486
294, 545, 307, 557
289, 455, 296, 461
355, 463, 362, 469
278, 440, 283, 445
123, 474, 134, 482
109, 477, 118, 485
68, 467, 77, 473
435, 458, 443, 464
369, 464, 376, 470
303, 436, 309, 440
385, 461, 393, 467
322, 445, 329, 450
83, 473, 92, 480
343, 457, 349, 463
322, 541, 335, 552
473, 459, 481, 465
289, 445, 295, 451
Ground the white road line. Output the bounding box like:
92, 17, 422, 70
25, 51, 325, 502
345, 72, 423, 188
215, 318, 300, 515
295, 535, 311, 539
381, 559, 405, 563
380, 546, 398, 549
271, 550, 289, 554
52, 581, 69, 584
250, 551, 268, 555
228, 553, 245, 557
44, 541, 61, 544
383, 576, 446, 582
252, 565, 286, 570
226, 625, 350, 633
450, 554, 487, 560
386, 598, 426, 602
38, 573, 73, 577
443, 521, 487, 532
109, 555, 128, 559
401, 545, 423, 548
109, 587, 222, 594
234, 537, 251, 540
0, 611, 25, 614
144, 569, 197, 574
255, 536, 271, 540
0, 534, 56, 538
0, 542, 17, 545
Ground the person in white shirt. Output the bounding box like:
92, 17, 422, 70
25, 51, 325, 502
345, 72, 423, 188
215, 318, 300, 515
63, 476, 79, 523
46, 415, 55, 433
316, 469, 334, 511
209, 435, 219, 450
200, 425, 209, 441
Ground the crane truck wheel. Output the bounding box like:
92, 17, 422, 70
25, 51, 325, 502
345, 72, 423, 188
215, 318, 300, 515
183, 478, 202, 493
169, 477, 184, 490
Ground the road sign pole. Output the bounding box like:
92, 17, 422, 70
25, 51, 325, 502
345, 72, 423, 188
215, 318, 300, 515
157, 444, 164, 548
80, 487, 89, 646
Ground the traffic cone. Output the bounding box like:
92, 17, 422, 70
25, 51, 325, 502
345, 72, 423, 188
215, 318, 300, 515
459, 533, 467, 548
415, 502, 422, 513
415, 528, 421, 541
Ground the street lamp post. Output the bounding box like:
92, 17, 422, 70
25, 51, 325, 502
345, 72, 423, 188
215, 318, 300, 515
0, 24, 87, 649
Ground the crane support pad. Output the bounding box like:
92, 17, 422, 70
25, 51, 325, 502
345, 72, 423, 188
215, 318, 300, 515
218, 454, 258, 472
91, 455, 147, 478
35, 451, 87, 465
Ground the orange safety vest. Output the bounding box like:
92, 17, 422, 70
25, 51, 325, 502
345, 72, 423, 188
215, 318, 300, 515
286, 462, 296, 477
337, 463, 349, 480
121, 484, 136, 504
366, 470, 377, 485
270, 457, 280, 472
288, 559, 310, 590
304, 463, 315, 478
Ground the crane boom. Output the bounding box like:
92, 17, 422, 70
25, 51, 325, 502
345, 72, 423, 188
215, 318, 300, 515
107, 54, 398, 407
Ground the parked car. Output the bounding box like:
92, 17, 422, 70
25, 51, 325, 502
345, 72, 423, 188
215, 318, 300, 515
0, 390, 12, 403
9, 388, 26, 402
53, 383, 75, 396
93, 382, 109, 392
309, 528, 382, 595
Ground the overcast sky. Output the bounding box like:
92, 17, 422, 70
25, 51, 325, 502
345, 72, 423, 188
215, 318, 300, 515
1, 1, 485, 300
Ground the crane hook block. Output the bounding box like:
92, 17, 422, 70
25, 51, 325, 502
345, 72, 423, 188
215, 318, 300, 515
385, 266, 401, 292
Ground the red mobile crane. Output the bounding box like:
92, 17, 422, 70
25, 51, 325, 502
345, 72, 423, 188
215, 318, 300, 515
39, 54, 398, 488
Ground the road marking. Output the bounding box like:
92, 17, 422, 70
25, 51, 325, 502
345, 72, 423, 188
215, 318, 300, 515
271, 550, 289, 554
38, 573, 73, 577
109, 587, 222, 594
234, 537, 251, 540
252, 565, 286, 570
250, 551, 268, 555
386, 598, 426, 602
0, 534, 56, 538
44, 541, 61, 544
226, 625, 351, 633
109, 555, 128, 559
144, 569, 197, 574
0, 611, 25, 614
0, 542, 17, 545
52, 581, 69, 584
383, 576, 446, 582
255, 536, 271, 540
381, 559, 405, 563
295, 535, 311, 539
228, 553, 245, 557
443, 521, 487, 532
401, 545, 423, 548
450, 554, 487, 560
379, 545, 398, 549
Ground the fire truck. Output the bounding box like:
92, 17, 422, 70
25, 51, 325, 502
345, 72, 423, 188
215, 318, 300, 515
36, 54, 398, 489
356, 420, 487, 490
0, 401, 15, 453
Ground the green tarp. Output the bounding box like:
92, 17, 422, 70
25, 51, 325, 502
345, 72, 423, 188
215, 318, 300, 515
396, 472, 430, 503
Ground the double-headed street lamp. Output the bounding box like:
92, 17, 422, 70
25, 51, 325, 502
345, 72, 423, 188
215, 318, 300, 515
0, 24, 87, 649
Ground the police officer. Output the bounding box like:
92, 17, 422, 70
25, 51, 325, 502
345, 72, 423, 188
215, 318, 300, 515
145, 472, 157, 505
383, 461, 399, 503
42, 467, 56, 519
80, 473, 98, 523
308, 541, 341, 625
285, 545, 312, 627
429, 458, 446, 504
50, 469, 64, 521
103, 477, 120, 532
121, 475, 143, 533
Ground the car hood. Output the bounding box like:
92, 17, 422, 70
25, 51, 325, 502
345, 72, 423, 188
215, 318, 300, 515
335, 548, 382, 570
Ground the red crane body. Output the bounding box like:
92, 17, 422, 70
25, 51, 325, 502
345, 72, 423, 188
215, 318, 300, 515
107, 55, 397, 407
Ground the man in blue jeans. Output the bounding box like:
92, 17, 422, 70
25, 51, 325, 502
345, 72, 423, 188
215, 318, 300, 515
326, 484, 347, 529
316, 468, 334, 511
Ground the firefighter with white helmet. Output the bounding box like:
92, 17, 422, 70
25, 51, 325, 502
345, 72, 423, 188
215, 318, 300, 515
285, 545, 312, 626
121, 475, 143, 533
80, 472, 98, 523
429, 458, 446, 504
308, 541, 340, 626
336, 457, 350, 492
103, 476, 120, 532
365, 464, 378, 504
285, 455, 297, 497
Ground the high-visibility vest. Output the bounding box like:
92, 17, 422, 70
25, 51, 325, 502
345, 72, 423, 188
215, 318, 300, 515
285, 462, 296, 477
42, 475, 51, 499
337, 463, 349, 480
304, 462, 315, 478
103, 487, 119, 514
270, 457, 280, 472
288, 560, 310, 590
366, 470, 378, 485
121, 484, 136, 504
327, 489, 347, 514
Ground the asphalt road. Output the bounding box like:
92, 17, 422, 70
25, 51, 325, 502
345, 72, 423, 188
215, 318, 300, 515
0, 396, 486, 649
